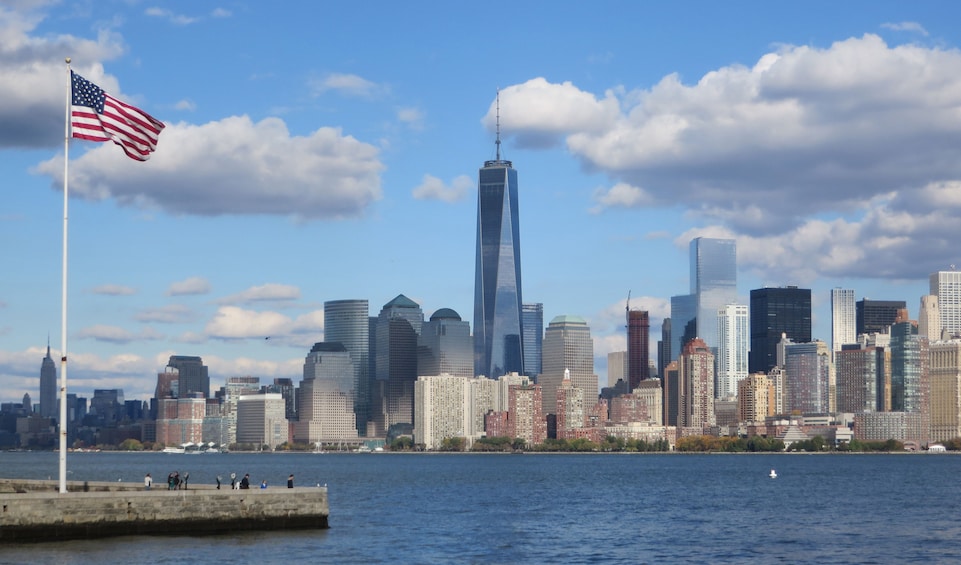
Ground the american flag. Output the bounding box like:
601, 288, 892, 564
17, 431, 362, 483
71, 71, 165, 161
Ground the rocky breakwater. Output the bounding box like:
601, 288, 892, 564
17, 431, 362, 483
0, 479, 329, 542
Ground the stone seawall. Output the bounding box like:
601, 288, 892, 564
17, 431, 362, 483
0, 480, 328, 542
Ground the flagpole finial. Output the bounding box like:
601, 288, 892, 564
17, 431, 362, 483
65, 57, 71, 64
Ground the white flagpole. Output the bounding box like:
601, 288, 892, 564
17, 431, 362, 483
59, 57, 71, 494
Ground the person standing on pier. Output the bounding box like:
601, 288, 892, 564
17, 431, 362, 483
288, 474, 294, 488
240, 474, 250, 489
144, 473, 152, 490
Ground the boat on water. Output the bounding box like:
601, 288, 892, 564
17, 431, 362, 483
161, 447, 185, 454
769, 469, 777, 479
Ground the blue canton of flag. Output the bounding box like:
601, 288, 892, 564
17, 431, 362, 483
70, 71, 164, 161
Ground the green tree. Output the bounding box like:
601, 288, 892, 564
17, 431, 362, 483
119, 438, 143, 451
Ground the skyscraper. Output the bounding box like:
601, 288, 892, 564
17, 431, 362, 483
418, 308, 473, 378
474, 112, 524, 379
919, 295, 941, 342
521, 303, 543, 378
670, 294, 696, 361
657, 318, 672, 382
39, 342, 57, 419
627, 309, 650, 389
856, 299, 907, 336
690, 237, 737, 352
539, 315, 596, 417
373, 294, 423, 433
294, 342, 358, 444
716, 303, 748, 399
749, 286, 812, 374
930, 270, 961, 336
678, 338, 715, 429
324, 299, 370, 436
166, 355, 209, 398
831, 288, 856, 356
784, 340, 831, 414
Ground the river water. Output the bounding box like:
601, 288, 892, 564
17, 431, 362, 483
1, 450, 959, 564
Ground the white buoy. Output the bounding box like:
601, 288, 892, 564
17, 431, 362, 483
769, 469, 777, 479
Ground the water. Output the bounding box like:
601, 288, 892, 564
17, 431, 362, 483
1, 451, 960, 564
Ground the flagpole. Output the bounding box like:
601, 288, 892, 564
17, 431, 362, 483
59, 57, 71, 494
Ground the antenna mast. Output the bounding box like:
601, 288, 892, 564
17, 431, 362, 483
495, 89, 501, 161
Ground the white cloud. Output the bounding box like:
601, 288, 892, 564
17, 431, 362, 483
211, 8, 232, 18
144, 7, 199, 25
220, 283, 301, 304
590, 182, 655, 213
412, 174, 472, 203
204, 306, 323, 341
310, 73, 383, 98
881, 22, 929, 36
76, 324, 164, 344
167, 276, 211, 296
91, 284, 136, 296
175, 99, 196, 111
397, 106, 425, 130
482, 78, 620, 148
0, 8, 125, 148
35, 116, 384, 220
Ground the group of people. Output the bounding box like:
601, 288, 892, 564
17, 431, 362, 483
143, 471, 296, 490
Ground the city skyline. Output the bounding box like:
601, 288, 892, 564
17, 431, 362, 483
4, 3, 961, 402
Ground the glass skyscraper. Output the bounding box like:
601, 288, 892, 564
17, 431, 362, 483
522, 303, 543, 378
324, 299, 370, 436
474, 142, 524, 379
690, 237, 737, 352
749, 286, 812, 374
831, 288, 856, 357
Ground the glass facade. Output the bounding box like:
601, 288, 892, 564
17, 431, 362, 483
784, 341, 831, 414
324, 299, 370, 435
690, 237, 737, 352
522, 303, 543, 378
670, 293, 696, 361
166, 355, 209, 398
418, 308, 473, 378
749, 287, 812, 374
374, 294, 423, 433
930, 271, 961, 336
539, 315, 595, 416
474, 160, 524, 379
716, 304, 748, 399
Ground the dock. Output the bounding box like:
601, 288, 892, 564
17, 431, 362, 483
0, 479, 329, 542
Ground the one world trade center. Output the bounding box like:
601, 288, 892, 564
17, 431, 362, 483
473, 108, 524, 379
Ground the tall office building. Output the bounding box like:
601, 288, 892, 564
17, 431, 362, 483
295, 343, 358, 444
627, 310, 650, 389
539, 315, 596, 417
39, 342, 57, 419
373, 294, 424, 433
930, 270, 961, 336
555, 370, 586, 439
418, 308, 473, 378
749, 286, 812, 374
831, 288, 856, 356
928, 340, 961, 443
678, 338, 715, 429
890, 321, 928, 432
690, 237, 737, 352
835, 345, 882, 413
521, 303, 543, 378
716, 304, 749, 399
856, 299, 907, 336
670, 294, 696, 361
324, 299, 370, 436
919, 295, 941, 342
607, 351, 627, 388
474, 118, 524, 379
166, 355, 209, 398
657, 318, 672, 382
236, 393, 288, 450
784, 340, 831, 414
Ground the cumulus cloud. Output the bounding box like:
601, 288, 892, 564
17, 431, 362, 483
482, 78, 620, 148
205, 306, 323, 341
166, 276, 210, 296
412, 174, 473, 203
35, 116, 384, 220
397, 107, 425, 130
496, 36, 961, 283
0, 7, 125, 148
220, 283, 301, 304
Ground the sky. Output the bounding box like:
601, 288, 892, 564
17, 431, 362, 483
3, 0, 961, 403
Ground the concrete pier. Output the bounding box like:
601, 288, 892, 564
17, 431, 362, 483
0, 479, 328, 542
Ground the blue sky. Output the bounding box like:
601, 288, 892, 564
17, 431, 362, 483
2, 1, 959, 403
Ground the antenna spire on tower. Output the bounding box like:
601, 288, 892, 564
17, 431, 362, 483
495, 89, 501, 161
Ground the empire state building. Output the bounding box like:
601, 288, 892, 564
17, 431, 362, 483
473, 100, 524, 378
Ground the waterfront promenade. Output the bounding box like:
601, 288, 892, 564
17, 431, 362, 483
0, 479, 329, 542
